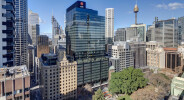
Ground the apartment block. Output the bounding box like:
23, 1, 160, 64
111, 42, 134, 71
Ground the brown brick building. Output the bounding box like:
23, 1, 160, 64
37, 35, 49, 58
0, 65, 30, 100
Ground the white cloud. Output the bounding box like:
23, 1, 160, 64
156, 2, 184, 10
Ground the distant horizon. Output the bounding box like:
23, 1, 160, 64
28, 0, 184, 37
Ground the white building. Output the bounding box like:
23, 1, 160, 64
111, 42, 134, 71
105, 8, 114, 44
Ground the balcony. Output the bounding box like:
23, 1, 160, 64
2, 5, 14, 11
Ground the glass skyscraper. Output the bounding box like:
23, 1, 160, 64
178, 17, 184, 44
154, 19, 178, 47
66, 1, 109, 86
14, 0, 28, 66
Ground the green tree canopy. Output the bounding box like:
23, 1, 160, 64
92, 88, 105, 100
118, 95, 132, 100
109, 67, 148, 95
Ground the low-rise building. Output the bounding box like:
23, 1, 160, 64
164, 48, 183, 73
0, 65, 30, 100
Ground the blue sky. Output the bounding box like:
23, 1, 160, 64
28, 0, 184, 37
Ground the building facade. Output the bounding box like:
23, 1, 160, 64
40, 53, 77, 100
152, 18, 178, 47
164, 48, 183, 73
129, 42, 147, 68
146, 41, 165, 68
171, 73, 184, 99
0, 65, 30, 100
105, 8, 114, 44
109, 57, 120, 72
125, 27, 137, 41
59, 53, 77, 100
178, 17, 184, 44
131, 24, 147, 42
115, 28, 126, 42
14, 0, 28, 66
0, 0, 15, 67
66, 1, 109, 86
52, 16, 63, 46
28, 10, 40, 45
111, 42, 134, 71
37, 35, 49, 58
28, 45, 35, 73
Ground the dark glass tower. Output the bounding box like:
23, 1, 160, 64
14, 0, 28, 66
66, 1, 109, 86
178, 17, 184, 44
0, 0, 15, 67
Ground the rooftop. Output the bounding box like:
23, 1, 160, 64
0, 65, 29, 81
163, 48, 178, 51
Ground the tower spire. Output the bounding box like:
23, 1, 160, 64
136, 0, 137, 5
134, 0, 139, 25
52, 9, 53, 16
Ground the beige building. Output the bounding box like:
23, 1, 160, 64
0, 65, 30, 100
146, 41, 165, 68
40, 53, 77, 100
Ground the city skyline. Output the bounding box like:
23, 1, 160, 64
29, 0, 184, 37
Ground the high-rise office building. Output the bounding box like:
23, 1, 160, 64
146, 25, 155, 42
115, 28, 126, 41
28, 45, 35, 73
37, 35, 49, 58
129, 41, 147, 68
114, 27, 139, 42
105, 8, 114, 44
0, 0, 15, 67
52, 16, 63, 46
178, 17, 184, 44
151, 18, 178, 47
28, 10, 40, 45
14, 0, 28, 66
131, 24, 147, 42
125, 27, 137, 41
111, 42, 134, 71
66, 1, 109, 86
